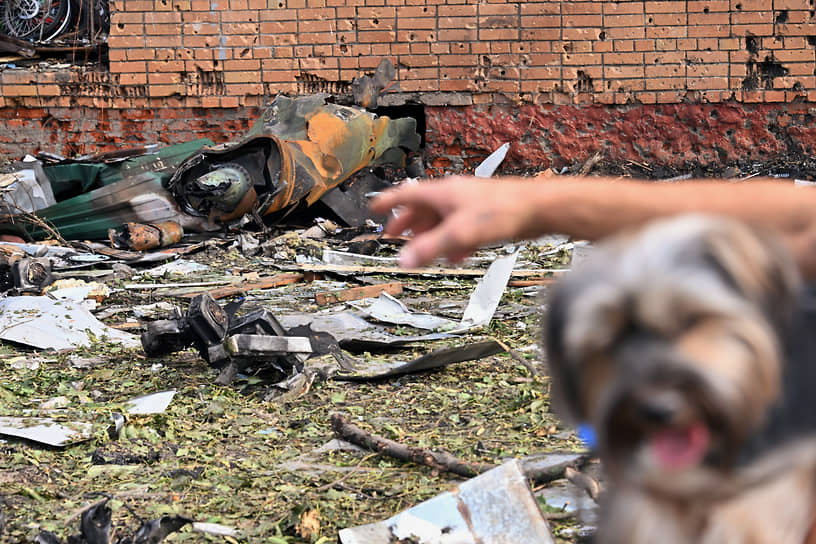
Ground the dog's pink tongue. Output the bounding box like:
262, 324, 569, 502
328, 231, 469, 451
651, 423, 710, 470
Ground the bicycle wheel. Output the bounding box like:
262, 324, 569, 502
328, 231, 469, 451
1, 0, 72, 41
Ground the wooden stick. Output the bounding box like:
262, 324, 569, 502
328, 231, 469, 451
282, 263, 568, 278
315, 281, 403, 305
178, 273, 303, 300
330, 413, 588, 485
330, 413, 493, 478
490, 337, 540, 376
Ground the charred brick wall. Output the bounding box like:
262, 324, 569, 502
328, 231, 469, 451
2, 0, 816, 172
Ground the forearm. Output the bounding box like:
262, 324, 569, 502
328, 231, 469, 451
519, 177, 816, 276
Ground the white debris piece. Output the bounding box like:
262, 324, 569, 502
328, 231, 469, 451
0, 296, 139, 350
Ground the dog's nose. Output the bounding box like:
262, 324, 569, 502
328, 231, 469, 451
636, 392, 684, 425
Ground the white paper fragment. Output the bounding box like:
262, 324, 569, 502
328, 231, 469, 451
352, 251, 518, 333
458, 251, 518, 330
0, 296, 139, 350
192, 522, 240, 537
141, 259, 210, 278
0, 417, 94, 447
358, 292, 458, 331
474, 142, 510, 178
124, 390, 177, 415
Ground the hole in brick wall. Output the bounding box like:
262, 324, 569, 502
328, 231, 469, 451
599, 30, 606, 40
736, 3, 742, 9
117, 23, 124, 29
240, 48, 250, 57
704, 7, 710, 13
576, 70, 592, 92
746, 35, 759, 55
743, 55, 789, 90
808, 36, 816, 46
776, 10, 789, 24
648, 17, 653, 24
373, 18, 379, 24
409, 33, 415, 40
811, 10, 815, 17
340, 44, 348, 52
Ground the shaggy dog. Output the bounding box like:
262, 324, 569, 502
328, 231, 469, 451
545, 215, 816, 544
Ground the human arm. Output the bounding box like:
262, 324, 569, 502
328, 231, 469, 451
369, 175, 816, 278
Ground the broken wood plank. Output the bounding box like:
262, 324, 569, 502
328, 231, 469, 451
178, 273, 303, 300
508, 277, 558, 287
315, 282, 403, 305
279, 263, 567, 278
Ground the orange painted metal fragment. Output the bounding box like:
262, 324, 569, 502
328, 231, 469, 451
109, 220, 184, 251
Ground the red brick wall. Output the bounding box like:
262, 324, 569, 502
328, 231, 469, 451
2, 0, 816, 170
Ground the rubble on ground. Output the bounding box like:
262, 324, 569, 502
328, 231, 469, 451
0, 99, 596, 542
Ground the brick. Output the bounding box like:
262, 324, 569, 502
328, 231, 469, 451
520, 3, 559, 15
606, 14, 646, 27
562, 52, 602, 65
646, 25, 687, 38
563, 15, 603, 27
563, 2, 602, 15
439, 4, 475, 16
605, 52, 644, 64
688, 24, 731, 37
604, 65, 645, 78
563, 27, 602, 40
604, 2, 644, 15
645, 2, 684, 13
357, 30, 397, 42
646, 51, 685, 65
645, 64, 685, 78
603, 26, 646, 40
480, 15, 517, 28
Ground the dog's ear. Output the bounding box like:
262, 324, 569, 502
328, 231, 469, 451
544, 281, 584, 423
701, 220, 801, 328
544, 264, 624, 423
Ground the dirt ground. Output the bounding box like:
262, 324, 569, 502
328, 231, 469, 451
0, 226, 592, 543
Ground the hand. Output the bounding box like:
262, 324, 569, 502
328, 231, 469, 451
370, 176, 532, 268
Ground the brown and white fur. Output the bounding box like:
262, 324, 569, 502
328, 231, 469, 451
545, 214, 816, 544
